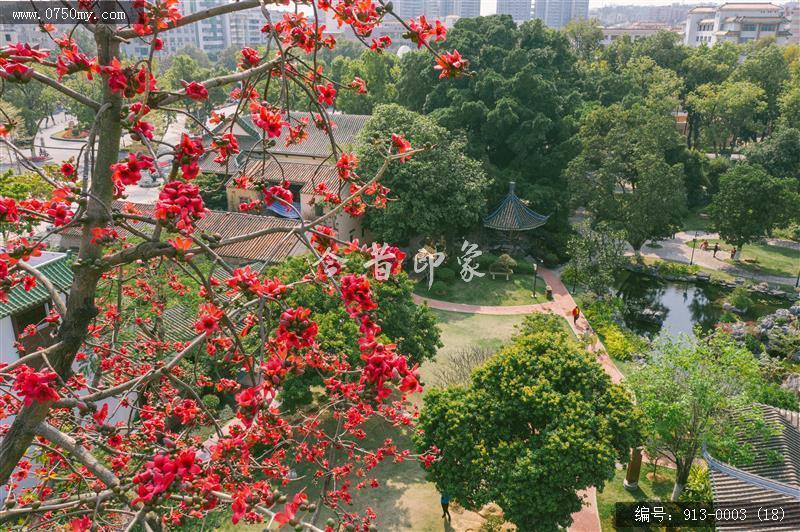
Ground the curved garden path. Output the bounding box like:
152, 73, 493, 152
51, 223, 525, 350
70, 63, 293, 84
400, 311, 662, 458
415, 267, 625, 532
630, 231, 797, 286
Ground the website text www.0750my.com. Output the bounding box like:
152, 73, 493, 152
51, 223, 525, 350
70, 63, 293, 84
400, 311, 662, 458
11, 7, 126, 23
0, 2, 136, 25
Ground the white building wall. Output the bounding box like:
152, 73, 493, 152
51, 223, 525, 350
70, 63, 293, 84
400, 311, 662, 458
0, 318, 16, 366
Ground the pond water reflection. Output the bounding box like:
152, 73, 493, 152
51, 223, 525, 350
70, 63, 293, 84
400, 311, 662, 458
616, 273, 785, 339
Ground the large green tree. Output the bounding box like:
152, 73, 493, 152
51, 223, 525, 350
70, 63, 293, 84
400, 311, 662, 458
333, 50, 398, 114
568, 103, 687, 251
564, 18, 604, 62
416, 328, 640, 531
358, 104, 488, 244
629, 334, 786, 501
564, 220, 628, 296
687, 81, 767, 154
393, 15, 582, 249
679, 43, 740, 147
709, 164, 799, 251
2, 66, 59, 149
743, 127, 800, 181
732, 44, 790, 133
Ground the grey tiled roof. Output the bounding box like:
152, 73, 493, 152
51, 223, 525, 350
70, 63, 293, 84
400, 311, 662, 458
708, 404, 800, 530
216, 111, 369, 159
226, 159, 340, 195
484, 182, 549, 232
61, 202, 299, 264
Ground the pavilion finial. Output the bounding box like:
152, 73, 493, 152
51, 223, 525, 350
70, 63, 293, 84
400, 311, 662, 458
508, 181, 516, 194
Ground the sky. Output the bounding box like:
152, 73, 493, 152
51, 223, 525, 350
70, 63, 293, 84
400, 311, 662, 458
479, 0, 783, 14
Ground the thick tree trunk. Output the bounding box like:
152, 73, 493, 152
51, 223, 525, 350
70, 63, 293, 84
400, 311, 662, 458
0, 25, 122, 487
671, 462, 692, 502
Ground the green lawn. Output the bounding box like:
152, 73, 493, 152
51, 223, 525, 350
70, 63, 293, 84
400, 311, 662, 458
682, 207, 711, 232
685, 239, 799, 279
414, 273, 548, 305
419, 309, 525, 386
597, 465, 676, 532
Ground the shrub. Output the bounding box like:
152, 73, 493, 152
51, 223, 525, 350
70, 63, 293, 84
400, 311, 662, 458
542, 252, 560, 268
513, 260, 537, 275
753, 382, 800, 410
656, 260, 699, 277
480, 515, 505, 532
728, 287, 753, 312
492, 254, 517, 272
519, 313, 567, 336
436, 267, 457, 283
429, 281, 448, 297
600, 325, 646, 361
766, 327, 800, 359
201, 394, 221, 411
680, 464, 713, 504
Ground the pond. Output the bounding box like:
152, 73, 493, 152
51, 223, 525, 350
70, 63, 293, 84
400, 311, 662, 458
615, 273, 786, 339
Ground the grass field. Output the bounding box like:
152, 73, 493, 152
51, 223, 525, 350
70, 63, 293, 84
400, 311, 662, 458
684, 239, 799, 279
597, 465, 676, 531
414, 273, 548, 305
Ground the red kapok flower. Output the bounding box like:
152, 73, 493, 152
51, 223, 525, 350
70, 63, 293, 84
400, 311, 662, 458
434, 49, 468, 79
182, 80, 209, 100
14, 366, 60, 405
316, 82, 337, 106
249, 102, 285, 138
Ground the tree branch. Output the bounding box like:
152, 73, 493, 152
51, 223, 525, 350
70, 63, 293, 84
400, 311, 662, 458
33, 422, 121, 488
116, 1, 261, 39
30, 71, 101, 111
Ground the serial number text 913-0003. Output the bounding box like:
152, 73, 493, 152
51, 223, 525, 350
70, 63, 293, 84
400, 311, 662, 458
614, 502, 786, 528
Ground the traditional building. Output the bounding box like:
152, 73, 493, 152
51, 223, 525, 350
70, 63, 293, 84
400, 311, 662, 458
599, 23, 676, 46
484, 182, 549, 233
55, 203, 303, 266
684, 3, 791, 47
705, 404, 800, 530
0, 252, 72, 363
201, 109, 371, 243
225, 160, 366, 242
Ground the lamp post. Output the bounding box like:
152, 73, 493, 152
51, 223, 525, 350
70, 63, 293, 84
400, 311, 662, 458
689, 230, 699, 266
796, 265, 799, 289
532, 262, 539, 298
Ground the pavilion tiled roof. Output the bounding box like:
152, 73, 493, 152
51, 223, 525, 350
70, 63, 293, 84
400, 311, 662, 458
226, 159, 340, 195
707, 404, 800, 530
217, 111, 369, 159
484, 182, 549, 232
61, 202, 300, 264
0, 253, 73, 320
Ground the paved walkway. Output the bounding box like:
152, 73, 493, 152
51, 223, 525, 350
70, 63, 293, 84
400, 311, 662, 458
629, 231, 797, 286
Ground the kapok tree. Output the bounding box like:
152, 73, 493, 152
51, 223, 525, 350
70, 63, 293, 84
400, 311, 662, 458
0, 1, 468, 529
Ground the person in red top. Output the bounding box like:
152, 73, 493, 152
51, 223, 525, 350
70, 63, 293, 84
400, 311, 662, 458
572, 306, 580, 324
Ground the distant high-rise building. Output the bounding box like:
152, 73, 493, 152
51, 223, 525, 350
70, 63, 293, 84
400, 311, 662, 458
454, 0, 481, 18
534, 0, 589, 29
392, 0, 427, 21
497, 0, 532, 22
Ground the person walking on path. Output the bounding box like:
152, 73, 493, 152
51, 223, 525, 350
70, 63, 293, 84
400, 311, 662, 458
712, 243, 719, 257
730, 247, 737, 260
572, 305, 580, 325
441, 493, 451, 520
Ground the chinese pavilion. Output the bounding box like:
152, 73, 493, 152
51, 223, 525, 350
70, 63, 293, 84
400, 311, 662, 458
484, 182, 549, 232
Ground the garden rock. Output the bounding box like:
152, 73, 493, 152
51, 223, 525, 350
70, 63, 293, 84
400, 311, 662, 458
782, 373, 800, 395
478, 503, 504, 519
